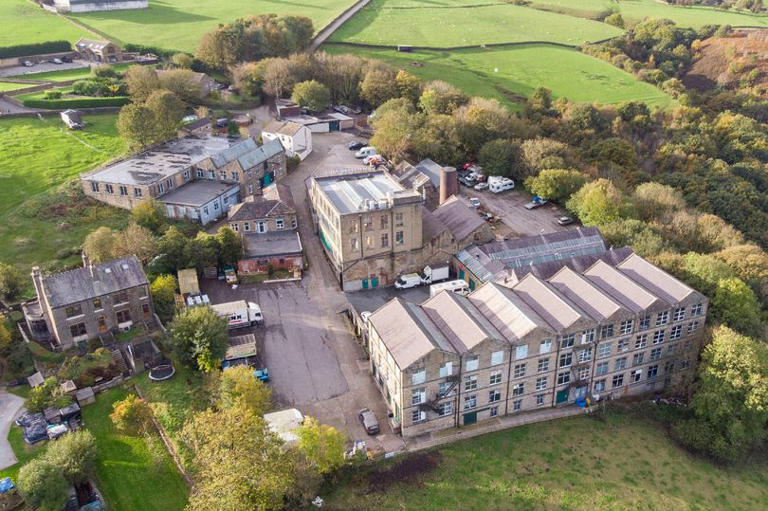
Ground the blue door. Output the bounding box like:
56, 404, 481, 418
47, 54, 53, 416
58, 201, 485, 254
459, 269, 465, 280
362, 278, 368, 289
371, 276, 379, 288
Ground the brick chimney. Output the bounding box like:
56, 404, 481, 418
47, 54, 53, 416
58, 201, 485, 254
439, 166, 458, 205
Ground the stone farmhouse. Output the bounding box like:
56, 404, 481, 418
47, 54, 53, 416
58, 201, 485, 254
81, 135, 286, 225
73, 38, 124, 62
228, 184, 304, 275
367, 248, 708, 438
23, 255, 153, 351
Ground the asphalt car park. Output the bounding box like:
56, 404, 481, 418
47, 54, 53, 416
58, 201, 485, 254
458, 187, 578, 237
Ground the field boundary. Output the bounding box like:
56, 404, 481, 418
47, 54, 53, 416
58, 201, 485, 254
310, 0, 372, 51
322, 38, 619, 52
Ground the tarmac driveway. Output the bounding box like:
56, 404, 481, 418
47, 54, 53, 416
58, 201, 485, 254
202, 280, 349, 407
0, 391, 25, 469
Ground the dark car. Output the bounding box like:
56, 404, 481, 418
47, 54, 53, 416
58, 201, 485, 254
358, 408, 380, 435
61, 56, 73, 63
348, 141, 366, 150
556, 216, 574, 226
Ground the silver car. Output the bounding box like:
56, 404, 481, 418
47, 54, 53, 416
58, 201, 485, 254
358, 408, 380, 435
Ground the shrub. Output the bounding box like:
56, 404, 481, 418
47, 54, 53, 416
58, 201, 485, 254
43, 90, 62, 99
0, 40, 70, 59
110, 394, 154, 435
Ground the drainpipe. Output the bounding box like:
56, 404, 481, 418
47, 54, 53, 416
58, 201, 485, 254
550, 333, 562, 408
455, 354, 463, 429
504, 344, 513, 416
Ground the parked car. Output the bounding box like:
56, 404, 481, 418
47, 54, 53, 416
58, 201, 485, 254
22, 61, 33, 67
355, 146, 377, 159
358, 408, 380, 435
52, 58, 63, 65
61, 56, 73, 63
557, 216, 574, 226
524, 196, 548, 210
253, 368, 270, 382
474, 182, 489, 191
333, 105, 351, 115
348, 140, 366, 150
468, 197, 481, 208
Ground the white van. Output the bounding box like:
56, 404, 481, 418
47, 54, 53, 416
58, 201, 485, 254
489, 176, 514, 193
429, 279, 470, 297
355, 146, 377, 159
394, 273, 422, 289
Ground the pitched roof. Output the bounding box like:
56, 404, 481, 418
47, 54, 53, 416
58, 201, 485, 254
548, 265, 624, 322
209, 137, 284, 171
368, 298, 456, 369
74, 38, 116, 51
422, 290, 503, 353
421, 207, 449, 245
469, 282, 552, 342
617, 252, 696, 305
432, 196, 485, 243
512, 274, 585, 332
177, 269, 199, 297
583, 259, 660, 313
228, 199, 289, 222
42, 256, 148, 308
262, 120, 304, 137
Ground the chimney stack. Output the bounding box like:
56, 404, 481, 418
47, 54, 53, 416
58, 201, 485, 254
31, 266, 44, 302
439, 166, 458, 205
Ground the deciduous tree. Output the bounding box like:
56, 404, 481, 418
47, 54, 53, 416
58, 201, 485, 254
117, 104, 157, 151
0, 263, 23, 301
150, 274, 177, 324
418, 80, 468, 115
477, 139, 523, 178
297, 417, 345, 475
711, 277, 762, 337
45, 430, 97, 483
82, 226, 116, 264
145, 89, 185, 142
218, 365, 272, 415
132, 197, 165, 233
566, 179, 633, 226
169, 306, 228, 372
523, 169, 588, 203
123, 65, 160, 103
110, 394, 154, 435
291, 79, 330, 113
216, 227, 243, 268
17, 457, 68, 511
112, 223, 158, 264
360, 67, 397, 108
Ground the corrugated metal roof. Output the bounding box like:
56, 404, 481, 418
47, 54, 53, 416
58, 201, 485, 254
469, 282, 551, 342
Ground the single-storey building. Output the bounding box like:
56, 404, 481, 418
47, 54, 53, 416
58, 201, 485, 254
284, 112, 354, 133
261, 121, 312, 161
54, 0, 147, 13
238, 231, 304, 275
159, 180, 240, 225
274, 99, 301, 120
223, 333, 259, 367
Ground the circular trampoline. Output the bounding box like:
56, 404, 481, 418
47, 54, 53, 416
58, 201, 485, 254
148, 364, 175, 382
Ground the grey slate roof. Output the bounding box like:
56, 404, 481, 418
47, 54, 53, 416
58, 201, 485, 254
42, 255, 148, 309
421, 208, 449, 245
432, 196, 485, 243
242, 231, 302, 258
209, 138, 283, 171
159, 180, 238, 207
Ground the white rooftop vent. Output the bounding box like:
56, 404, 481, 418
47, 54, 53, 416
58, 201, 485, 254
121, 263, 129, 270
104, 268, 112, 273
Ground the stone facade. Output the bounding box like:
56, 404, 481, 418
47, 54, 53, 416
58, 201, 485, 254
25, 255, 152, 350
366, 251, 709, 438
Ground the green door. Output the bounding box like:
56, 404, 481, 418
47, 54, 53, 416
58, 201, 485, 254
463, 412, 477, 426
556, 388, 569, 404
362, 278, 368, 289
371, 276, 379, 288
469, 280, 475, 290
459, 269, 465, 280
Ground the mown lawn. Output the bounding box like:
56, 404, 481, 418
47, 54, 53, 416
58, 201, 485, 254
0, 81, 36, 92
68, 0, 355, 54
0, 0, 89, 48
324, 44, 672, 109
528, 0, 768, 28
323, 407, 768, 510
83, 388, 189, 511
8, 63, 133, 83
0, 114, 129, 298
329, 0, 623, 47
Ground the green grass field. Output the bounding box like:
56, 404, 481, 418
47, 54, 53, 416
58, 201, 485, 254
528, 0, 768, 28
0, 81, 36, 92
68, 0, 355, 54
325, 44, 671, 108
84, 388, 189, 511
0, 114, 129, 297
8, 63, 132, 83
329, 0, 623, 47
0, 0, 89, 48
323, 407, 768, 510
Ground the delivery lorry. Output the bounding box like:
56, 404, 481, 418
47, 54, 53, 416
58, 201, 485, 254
394, 265, 450, 289
210, 300, 264, 329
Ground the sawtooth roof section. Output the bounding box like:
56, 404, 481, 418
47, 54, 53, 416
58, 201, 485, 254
583, 259, 660, 313
422, 290, 502, 353
617, 252, 696, 305
548, 265, 624, 322
512, 273, 584, 332
469, 282, 552, 342
368, 298, 455, 369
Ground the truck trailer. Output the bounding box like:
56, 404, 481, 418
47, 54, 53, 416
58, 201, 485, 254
210, 300, 264, 329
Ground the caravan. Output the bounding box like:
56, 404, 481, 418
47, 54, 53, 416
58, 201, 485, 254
488, 176, 514, 193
